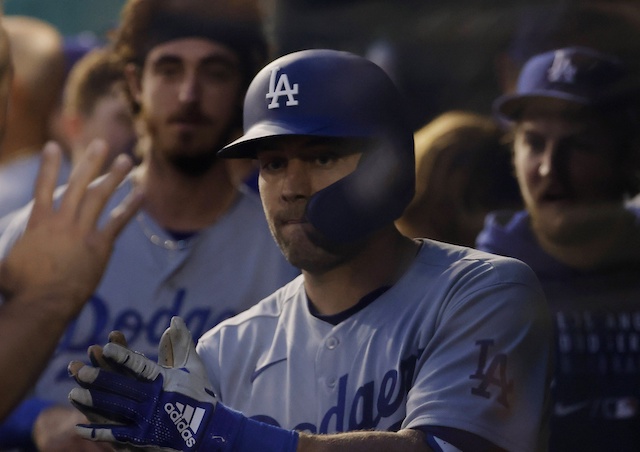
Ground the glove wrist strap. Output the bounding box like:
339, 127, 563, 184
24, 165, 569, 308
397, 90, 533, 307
202, 403, 299, 452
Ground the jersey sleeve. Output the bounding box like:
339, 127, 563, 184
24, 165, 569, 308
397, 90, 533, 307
404, 256, 552, 452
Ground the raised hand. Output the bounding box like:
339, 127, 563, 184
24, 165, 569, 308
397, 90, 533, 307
0, 140, 142, 312
0, 140, 143, 422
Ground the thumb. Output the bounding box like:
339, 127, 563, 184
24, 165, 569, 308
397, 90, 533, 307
159, 316, 198, 369
159, 317, 211, 386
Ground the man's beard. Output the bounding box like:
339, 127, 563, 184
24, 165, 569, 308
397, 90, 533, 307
168, 148, 221, 177
149, 104, 240, 177
165, 122, 239, 177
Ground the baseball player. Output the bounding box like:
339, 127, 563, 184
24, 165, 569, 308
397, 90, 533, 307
69, 49, 552, 451
479, 46, 640, 451
0, 1, 298, 449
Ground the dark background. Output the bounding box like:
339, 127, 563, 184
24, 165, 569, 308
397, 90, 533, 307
6, 0, 640, 131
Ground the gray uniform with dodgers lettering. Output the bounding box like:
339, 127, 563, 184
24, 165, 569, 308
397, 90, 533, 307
197, 239, 552, 452
0, 174, 299, 405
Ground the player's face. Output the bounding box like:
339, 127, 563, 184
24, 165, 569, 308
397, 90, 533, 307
129, 38, 243, 175
513, 103, 622, 245
257, 136, 363, 272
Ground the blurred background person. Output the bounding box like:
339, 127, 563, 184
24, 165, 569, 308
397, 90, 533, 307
396, 110, 521, 247
0, 0, 144, 434
478, 46, 640, 451
0, 15, 69, 220
60, 46, 136, 173
0, 0, 299, 449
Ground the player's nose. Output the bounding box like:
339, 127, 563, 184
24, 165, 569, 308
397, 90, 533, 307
178, 72, 201, 103
280, 160, 312, 201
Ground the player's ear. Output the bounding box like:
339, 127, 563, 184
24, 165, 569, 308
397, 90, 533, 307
60, 112, 83, 142
124, 63, 142, 107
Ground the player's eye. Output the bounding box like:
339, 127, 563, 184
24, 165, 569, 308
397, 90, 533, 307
314, 154, 337, 167
201, 62, 238, 82
521, 131, 546, 155
153, 60, 182, 79
259, 156, 287, 172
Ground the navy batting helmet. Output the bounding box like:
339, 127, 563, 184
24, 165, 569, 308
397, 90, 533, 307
218, 49, 415, 243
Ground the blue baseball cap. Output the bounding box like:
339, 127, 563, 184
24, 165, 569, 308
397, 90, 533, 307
494, 46, 628, 121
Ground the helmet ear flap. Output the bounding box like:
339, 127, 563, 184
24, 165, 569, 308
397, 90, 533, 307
307, 135, 415, 243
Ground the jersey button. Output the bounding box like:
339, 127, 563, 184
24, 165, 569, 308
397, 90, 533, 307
327, 377, 337, 388
326, 337, 339, 350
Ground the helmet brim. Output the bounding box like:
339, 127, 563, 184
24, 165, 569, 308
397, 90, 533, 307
218, 121, 381, 159
218, 122, 299, 158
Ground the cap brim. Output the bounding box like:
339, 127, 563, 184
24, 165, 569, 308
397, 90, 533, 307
493, 91, 592, 122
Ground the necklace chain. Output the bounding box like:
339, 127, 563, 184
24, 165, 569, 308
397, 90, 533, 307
136, 213, 190, 251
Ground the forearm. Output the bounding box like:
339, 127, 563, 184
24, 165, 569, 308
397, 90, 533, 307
297, 428, 431, 452
0, 291, 78, 420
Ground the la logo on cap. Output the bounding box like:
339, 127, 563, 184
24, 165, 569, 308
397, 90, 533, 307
547, 49, 578, 84
266, 66, 299, 109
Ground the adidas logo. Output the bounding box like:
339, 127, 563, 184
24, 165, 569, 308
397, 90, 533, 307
164, 402, 206, 448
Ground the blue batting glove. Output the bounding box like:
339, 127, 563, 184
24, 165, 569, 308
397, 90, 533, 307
69, 316, 298, 452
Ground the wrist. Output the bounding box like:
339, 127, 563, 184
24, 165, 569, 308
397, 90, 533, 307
202, 403, 298, 452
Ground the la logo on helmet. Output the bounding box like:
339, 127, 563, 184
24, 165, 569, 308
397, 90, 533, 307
266, 66, 299, 109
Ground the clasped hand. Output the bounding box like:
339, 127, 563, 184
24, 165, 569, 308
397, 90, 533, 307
68, 317, 221, 451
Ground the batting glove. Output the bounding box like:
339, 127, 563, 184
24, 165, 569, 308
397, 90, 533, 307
69, 316, 299, 452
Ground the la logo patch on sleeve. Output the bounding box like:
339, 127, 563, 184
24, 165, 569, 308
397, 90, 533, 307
469, 339, 514, 408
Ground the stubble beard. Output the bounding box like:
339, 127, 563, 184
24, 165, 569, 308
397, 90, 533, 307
270, 219, 363, 274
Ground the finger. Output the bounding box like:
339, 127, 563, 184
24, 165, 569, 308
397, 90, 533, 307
76, 424, 147, 449
30, 142, 62, 223
75, 424, 119, 444
72, 365, 152, 402
89, 331, 130, 371
68, 360, 85, 379
102, 343, 161, 381
76, 154, 135, 231
68, 385, 124, 429
108, 331, 129, 348
59, 139, 109, 217
70, 387, 138, 425
100, 186, 144, 242
88, 345, 110, 369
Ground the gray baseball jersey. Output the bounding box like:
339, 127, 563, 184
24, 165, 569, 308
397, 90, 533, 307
0, 174, 299, 405
197, 239, 552, 452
